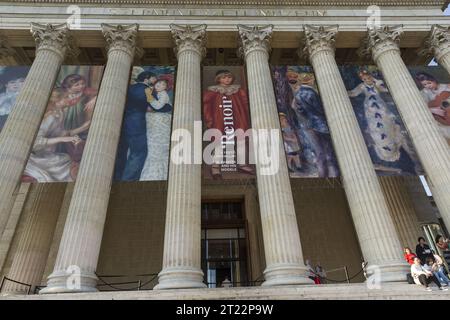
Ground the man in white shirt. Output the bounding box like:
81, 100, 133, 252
411, 257, 448, 291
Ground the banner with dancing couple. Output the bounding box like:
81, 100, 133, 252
114, 66, 175, 181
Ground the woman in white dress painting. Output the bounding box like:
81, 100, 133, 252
348, 69, 420, 174
22, 89, 81, 182
140, 77, 173, 181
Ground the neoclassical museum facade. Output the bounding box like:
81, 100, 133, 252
0, 0, 449, 296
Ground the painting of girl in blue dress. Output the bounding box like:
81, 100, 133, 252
114, 66, 175, 181
340, 65, 423, 176
272, 66, 339, 178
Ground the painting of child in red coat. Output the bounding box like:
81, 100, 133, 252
202, 67, 255, 180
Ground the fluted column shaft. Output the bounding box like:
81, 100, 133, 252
0, 183, 31, 273
0, 23, 73, 238
238, 25, 310, 286
2, 184, 65, 294
155, 24, 206, 290
40, 24, 138, 294
403, 176, 438, 224
380, 176, 422, 250
365, 25, 450, 234
305, 25, 408, 282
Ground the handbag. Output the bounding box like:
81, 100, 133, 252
406, 273, 415, 284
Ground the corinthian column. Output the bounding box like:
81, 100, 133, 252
360, 25, 450, 238
420, 25, 450, 74
40, 24, 139, 294
0, 23, 75, 238
303, 25, 408, 282
238, 24, 310, 286
2, 183, 65, 294
154, 24, 207, 290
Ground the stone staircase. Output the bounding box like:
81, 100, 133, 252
1, 283, 450, 300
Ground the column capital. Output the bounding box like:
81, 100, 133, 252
0, 35, 15, 59
101, 23, 139, 57
419, 25, 450, 63
30, 23, 78, 60
301, 25, 338, 60
170, 24, 207, 59
237, 24, 273, 59
358, 25, 403, 62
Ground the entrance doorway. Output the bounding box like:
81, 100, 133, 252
201, 201, 249, 288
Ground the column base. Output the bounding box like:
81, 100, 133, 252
262, 263, 314, 286
39, 270, 99, 294
154, 267, 206, 290
366, 262, 410, 283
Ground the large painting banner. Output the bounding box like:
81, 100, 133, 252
114, 66, 175, 181
202, 66, 255, 180
272, 66, 340, 178
340, 65, 423, 176
22, 65, 105, 182
408, 66, 450, 146
0, 66, 30, 132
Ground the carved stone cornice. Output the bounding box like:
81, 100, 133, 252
101, 23, 139, 57
301, 24, 338, 61
170, 24, 207, 58
0, 35, 15, 59
237, 24, 273, 59
419, 24, 450, 63
358, 25, 403, 62
30, 23, 78, 60
3, 0, 447, 6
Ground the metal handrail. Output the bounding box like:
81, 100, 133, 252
0, 276, 32, 294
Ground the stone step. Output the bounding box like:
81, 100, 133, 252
1, 283, 450, 300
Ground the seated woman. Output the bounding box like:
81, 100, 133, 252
23, 89, 81, 182
435, 234, 450, 271
404, 247, 417, 265
411, 257, 448, 292
424, 256, 450, 286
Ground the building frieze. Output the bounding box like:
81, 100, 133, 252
1, 0, 448, 7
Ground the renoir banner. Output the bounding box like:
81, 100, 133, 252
21, 65, 105, 183
273, 65, 424, 177
0, 66, 30, 132
202, 66, 255, 180
340, 65, 423, 176
272, 66, 340, 178
114, 66, 175, 181
409, 66, 450, 146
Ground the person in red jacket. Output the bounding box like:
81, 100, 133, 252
404, 247, 417, 265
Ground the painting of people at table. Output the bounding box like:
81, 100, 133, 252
21, 65, 105, 182
340, 65, 423, 176
114, 66, 175, 181
0, 66, 30, 132
202, 66, 255, 180
272, 66, 339, 178
409, 66, 450, 145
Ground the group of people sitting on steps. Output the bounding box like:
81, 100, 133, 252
404, 235, 450, 292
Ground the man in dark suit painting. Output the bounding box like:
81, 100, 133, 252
114, 71, 157, 181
